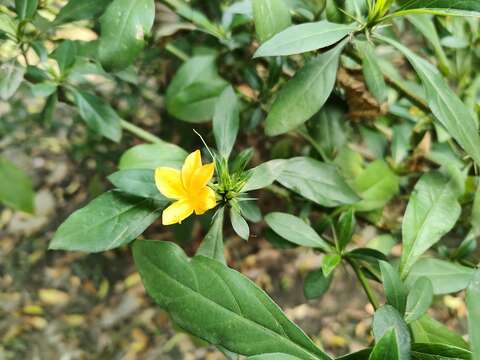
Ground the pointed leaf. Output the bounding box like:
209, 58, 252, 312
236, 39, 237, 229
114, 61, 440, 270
54, 0, 112, 25
404, 277, 433, 324
380, 261, 407, 315
254, 21, 356, 57
118, 143, 187, 170
252, 0, 291, 42
108, 169, 165, 201
213, 86, 239, 159
231, 207, 249, 240
369, 328, 400, 360
197, 208, 226, 263
265, 41, 346, 136
133, 240, 332, 360
0, 156, 34, 213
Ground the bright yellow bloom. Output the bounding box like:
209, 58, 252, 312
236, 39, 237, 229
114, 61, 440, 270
155, 150, 217, 225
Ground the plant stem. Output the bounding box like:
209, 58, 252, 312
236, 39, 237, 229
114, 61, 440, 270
165, 43, 189, 61
349, 259, 380, 310
120, 119, 163, 143
296, 127, 332, 162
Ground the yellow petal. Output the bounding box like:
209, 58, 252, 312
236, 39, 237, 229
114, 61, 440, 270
182, 150, 202, 190
190, 163, 215, 191
155, 167, 186, 199
193, 186, 217, 215
162, 200, 193, 225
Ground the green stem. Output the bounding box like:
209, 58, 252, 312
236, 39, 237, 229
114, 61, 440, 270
120, 119, 163, 144
165, 43, 189, 61
296, 127, 332, 163
349, 259, 380, 310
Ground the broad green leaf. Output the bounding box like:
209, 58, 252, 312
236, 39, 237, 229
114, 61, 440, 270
410, 315, 469, 350
54, 0, 112, 25
406, 258, 475, 295
303, 269, 332, 300
356, 40, 387, 103
133, 240, 333, 360
380, 261, 407, 315
378, 35, 480, 168
411, 343, 471, 360
0, 61, 25, 100
336, 208, 356, 251
367, 234, 396, 256
71, 89, 122, 142
369, 328, 399, 360
0, 156, 34, 213
197, 208, 226, 264
321, 253, 341, 277
15, 0, 37, 19
265, 40, 346, 136
49, 191, 164, 252
466, 270, 480, 360
230, 207, 249, 240
242, 159, 287, 192
252, 0, 291, 43
254, 21, 356, 57
99, 0, 155, 71
277, 157, 360, 207
391, 123, 412, 165
118, 143, 187, 170
165, 56, 228, 123
213, 86, 239, 159
404, 277, 433, 324
51, 41, 77, 74
372, 305, 411, 360
238, 201, 262, 223
400, 172, 461, 278
248, 354, 304, 360
108, 169, 165, 201
265, 212, 330, 251
353, 160, 399, 212
390, 0, 480, 17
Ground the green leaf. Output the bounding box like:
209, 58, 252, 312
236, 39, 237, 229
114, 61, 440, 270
378, 34, 480, 168
369, 328, 399, 360
254, 21, 356, 57
265, 40, 346, 136
70, 89, 122, 142
406, 258, 475, 295
411, 343, 471, 360
133, 240, 332, 360
15, 0, 38, 19
248, 354, 304, 360
406, 14, 449, 75
49, 191, 164, 252
336, 208, 356, 251
51, 41, 77, 74
400, 172, 461, 278
54, 0, 112, 25
380, 261, 407, 315
118, 143, 187, 170
230, 207, 249, 240
391, 123, 412, 165
108, 169, 165, 201
265, 212, 330, 251
353, 160, 399, 212
356, 40, 387, 103
410, 315, 469, 350
0, 156, 34, 213
404, 277, 433, 324
197, 208, 226, 264
242, 159, 287, 192
372, 305, 411, 360
165, 56, 228, 123
391, 0, 480, 17
277, 157, 360, 207
242, 159, 286, 192
238, 201, 262, 223
213, 86, 239, 159
99, 0, 155, 71
467, 270, 480, 360
303, 268, 332, 300
322, 253, 341, 277
0, 61, 25, 100
366, 234, 396, 256
252, 0, 291, 43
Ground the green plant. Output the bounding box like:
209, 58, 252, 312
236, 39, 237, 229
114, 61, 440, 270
2, 0, 480, 358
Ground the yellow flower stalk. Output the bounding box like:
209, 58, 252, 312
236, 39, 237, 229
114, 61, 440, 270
155, 150, 217, 225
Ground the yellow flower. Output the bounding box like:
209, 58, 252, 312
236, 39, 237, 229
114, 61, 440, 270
155, 150, 217, 225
